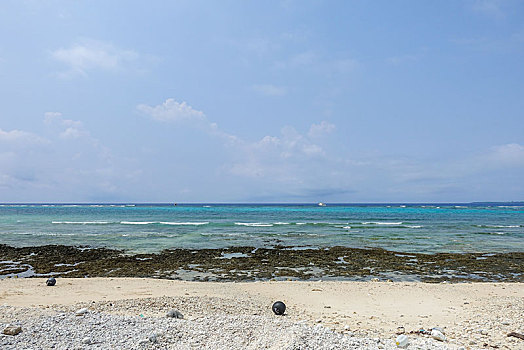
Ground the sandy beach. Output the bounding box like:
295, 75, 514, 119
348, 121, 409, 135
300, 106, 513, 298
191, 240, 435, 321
1, 278, 523, 349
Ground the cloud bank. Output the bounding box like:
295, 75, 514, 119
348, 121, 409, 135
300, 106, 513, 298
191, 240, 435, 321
136, 98, 524, 202
1, 99, 522, 202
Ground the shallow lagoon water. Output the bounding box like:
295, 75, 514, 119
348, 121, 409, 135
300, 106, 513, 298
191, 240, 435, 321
0, 203, 523, 254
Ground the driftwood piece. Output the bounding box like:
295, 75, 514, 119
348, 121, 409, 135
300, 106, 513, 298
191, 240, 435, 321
507, 332, 524, 340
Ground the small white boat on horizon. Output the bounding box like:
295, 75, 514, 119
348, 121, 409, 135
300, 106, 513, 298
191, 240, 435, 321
318, 202, 326, 207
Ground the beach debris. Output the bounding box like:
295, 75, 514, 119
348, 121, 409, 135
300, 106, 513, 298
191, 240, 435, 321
410, 328, 429, 335
46, 277, 56, 286
3, 324, 22, 336
480, 329, 489, 335
166, 309, 184, 319
81, 337, 91, 344
272, 301, 286, 315
396, 326, 405, 335
395, 334, 409, 348
75, 307, 89, 316
344, 325, 351, 331
431, 329, 446, 342
507, 332, 524, 340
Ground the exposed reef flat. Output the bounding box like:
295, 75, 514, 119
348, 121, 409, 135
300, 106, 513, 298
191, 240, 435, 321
1, 244, 523, 282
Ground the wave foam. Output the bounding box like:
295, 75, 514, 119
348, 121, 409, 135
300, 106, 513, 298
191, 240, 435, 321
120, 221, 156, 225
235, 222, 274, 227
362, 222, 403, 225
159, 222, 209, 226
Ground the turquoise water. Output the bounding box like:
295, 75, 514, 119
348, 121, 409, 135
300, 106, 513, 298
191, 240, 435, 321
0, 203, 523, 253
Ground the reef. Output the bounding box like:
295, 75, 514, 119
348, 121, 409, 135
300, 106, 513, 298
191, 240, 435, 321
1, 244, 523, 282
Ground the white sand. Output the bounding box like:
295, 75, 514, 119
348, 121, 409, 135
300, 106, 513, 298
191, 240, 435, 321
1, 278, 523, 349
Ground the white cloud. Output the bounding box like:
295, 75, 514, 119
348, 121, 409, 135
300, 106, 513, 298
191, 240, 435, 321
44, 111, 88, 139
0, 112, 139, 201
252, 84, 287, 97
51, 39, 139, 77
229, 123, 328, 181
137, 99, 206, 124
136, 98, 524, 201
308, 121, 335, 138
0, 128, 48, 145
138, 99, 241, 148
139, 99, 330, 187
487, 143, 524, 166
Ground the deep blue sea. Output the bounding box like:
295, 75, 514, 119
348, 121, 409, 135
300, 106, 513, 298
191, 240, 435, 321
0, 203, 523, 254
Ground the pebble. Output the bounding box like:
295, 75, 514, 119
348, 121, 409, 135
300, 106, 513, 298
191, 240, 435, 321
431, 327, 444, 334
3, 325, 22, 336
431, 329, 446, 342
148, 333, 158, 343
0, 308, 452, 350
75, 308, 89, 316
395, 334, 409, 348
2, 292, 522, 350
166, 309, 184, 319
137, 338, 149, 346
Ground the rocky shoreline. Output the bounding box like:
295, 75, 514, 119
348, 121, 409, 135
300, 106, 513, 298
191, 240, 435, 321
1, 244, 523, 282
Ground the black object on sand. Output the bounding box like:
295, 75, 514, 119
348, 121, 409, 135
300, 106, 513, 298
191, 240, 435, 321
272, 301, 286, 315
46, 277, 56, 286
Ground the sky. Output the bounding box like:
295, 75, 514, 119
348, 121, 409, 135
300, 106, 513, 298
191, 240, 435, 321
0, 0, 523, 203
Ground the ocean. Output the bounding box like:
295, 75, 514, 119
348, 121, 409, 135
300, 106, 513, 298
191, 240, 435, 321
1, 203, 523, 254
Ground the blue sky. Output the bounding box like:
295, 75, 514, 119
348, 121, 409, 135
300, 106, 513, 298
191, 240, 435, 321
0, 0, 523, 202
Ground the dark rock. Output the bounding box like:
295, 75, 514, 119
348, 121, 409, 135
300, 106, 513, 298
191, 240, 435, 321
3, 325, 22, 336
166, 309, 183, 319
272, 301, 286, 315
